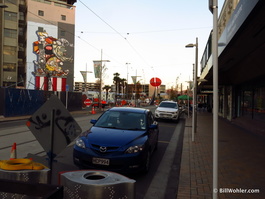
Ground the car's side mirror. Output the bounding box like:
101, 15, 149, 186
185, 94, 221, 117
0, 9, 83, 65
90, 119, 97, 125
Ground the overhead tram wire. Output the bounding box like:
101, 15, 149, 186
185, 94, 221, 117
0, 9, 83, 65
79, 0, 126, 41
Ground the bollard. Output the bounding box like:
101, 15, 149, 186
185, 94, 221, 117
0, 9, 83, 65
60, 170, 135, 199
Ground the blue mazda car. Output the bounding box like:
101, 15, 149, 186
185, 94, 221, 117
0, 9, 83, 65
73, 107, 159, 173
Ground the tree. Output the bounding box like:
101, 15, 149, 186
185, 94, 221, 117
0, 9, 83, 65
113, 73, 121, 102
102, 85, 111, 101
120, 78, 127, 99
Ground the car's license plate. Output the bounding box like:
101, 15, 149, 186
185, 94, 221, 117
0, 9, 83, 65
92, 157, 110, 166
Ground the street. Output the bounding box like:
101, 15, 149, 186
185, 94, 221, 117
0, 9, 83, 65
0, 106, 185, 198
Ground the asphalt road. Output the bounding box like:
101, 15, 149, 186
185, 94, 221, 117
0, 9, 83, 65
0, 106, 185, 198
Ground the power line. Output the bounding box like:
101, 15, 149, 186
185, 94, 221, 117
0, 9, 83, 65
79, 0, 127, 41
78, 0, 158, 75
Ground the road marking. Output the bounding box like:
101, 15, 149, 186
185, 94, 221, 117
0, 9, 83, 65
144, 121, 183, 199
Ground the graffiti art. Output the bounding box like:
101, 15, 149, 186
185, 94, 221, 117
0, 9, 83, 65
33, 29, 73, 78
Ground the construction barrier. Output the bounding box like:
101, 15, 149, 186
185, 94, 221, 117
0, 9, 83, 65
0, 158, 56, 198
10, 143, 17, 160
91, 106, 96, 114
60, 170, 135, 199
0, 159, 50, 183
0, 159, 46, 171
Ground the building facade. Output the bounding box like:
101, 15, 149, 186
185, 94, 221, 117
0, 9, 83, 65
0, 0, 76, 90
199, 0, 265, 135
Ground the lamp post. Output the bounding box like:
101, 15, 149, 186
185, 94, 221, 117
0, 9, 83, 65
209, 0, 219, 198
186, 80, 193, 118
94, 50, 110, 110
80, 63, 92, 92
185, 37, 198, 142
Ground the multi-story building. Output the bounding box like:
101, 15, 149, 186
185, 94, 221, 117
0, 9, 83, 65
0, 0, 76, 90
74, 82, 100, 92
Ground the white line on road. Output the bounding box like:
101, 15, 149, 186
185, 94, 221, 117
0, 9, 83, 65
144, 122, 182, 199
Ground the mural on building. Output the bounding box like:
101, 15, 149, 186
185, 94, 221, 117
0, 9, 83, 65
33, 28, 73, 91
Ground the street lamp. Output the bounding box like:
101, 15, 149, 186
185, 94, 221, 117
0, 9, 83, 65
94, 50, 110, 110
185, 37, 198, 142
209, 0, 219, 198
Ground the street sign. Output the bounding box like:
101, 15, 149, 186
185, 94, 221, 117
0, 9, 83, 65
84, 99, 92, 106
150, 77, 162, 87
27, 95, 82, 158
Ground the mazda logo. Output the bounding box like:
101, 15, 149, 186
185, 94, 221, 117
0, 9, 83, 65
99, 146, 107, 153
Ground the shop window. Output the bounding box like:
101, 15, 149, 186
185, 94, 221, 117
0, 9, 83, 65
253, 87, 265, 121
241, 90, 253, 118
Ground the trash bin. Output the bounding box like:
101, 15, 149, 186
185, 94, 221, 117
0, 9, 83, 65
60, 170, 135, 199
0, 168, 50, 183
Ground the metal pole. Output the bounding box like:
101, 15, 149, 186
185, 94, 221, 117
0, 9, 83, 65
99, 49, 103, 110
126, 63, 130, 100
194, 37, 198, 134
212, 0, 219, 198
192, 64, 195, 142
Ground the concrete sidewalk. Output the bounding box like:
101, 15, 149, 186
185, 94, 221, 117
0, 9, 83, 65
177, 112, 265, 199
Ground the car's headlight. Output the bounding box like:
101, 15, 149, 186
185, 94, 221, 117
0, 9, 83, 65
75, 138, 85, 149
125, 145, 144, 154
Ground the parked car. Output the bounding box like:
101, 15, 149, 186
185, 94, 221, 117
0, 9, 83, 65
155, 101, 180, 122
73, 107, 159, 173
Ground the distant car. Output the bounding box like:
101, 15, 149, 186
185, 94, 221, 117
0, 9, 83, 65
155, 101, 180, 122
73, 107, 159, 173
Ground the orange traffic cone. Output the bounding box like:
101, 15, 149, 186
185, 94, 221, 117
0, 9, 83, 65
91, 106, 96, 114
10, 143, 17, 160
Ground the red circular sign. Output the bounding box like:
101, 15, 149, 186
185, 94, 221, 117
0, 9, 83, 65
150, 77, 162, 87
84, 99, 92, 106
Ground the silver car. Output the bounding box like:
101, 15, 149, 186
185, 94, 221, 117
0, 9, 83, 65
155, 101, 180, 122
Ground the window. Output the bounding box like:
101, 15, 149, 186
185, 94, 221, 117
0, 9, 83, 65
4, 29, 17, 38
19, 12, 25, 21
3, 63, 16, 72
61, 15, 66, 21
5, 11, 17, 22
3, 46, 17, 56
38, 10, 44, 16
8, 0, 17, 4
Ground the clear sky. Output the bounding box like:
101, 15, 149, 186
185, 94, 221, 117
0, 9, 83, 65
74, 0, 224, 89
